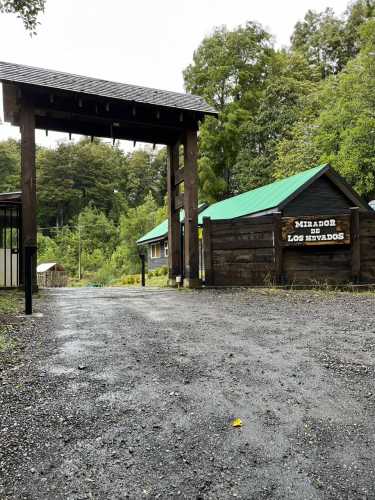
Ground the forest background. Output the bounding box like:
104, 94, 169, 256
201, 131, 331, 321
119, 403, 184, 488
1, 0, 375, 284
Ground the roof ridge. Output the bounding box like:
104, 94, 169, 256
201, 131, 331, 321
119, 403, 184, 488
0, 61, 217, 114
211, 164, 328, 207
0, 60, 193, 98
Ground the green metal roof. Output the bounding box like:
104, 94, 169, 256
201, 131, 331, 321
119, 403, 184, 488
137, 164, 328, 244
137, 219, 169, 244
137, 211, 185, 245
198, 164, 327, 223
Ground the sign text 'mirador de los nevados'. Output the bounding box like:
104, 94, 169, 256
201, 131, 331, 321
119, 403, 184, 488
281, 215, 351, 246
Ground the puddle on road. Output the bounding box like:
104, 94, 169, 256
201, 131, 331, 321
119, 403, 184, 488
61, 339, 104, 357
47, 365, 76, 376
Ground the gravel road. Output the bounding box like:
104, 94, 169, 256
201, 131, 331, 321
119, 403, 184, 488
1, 287, 375, 499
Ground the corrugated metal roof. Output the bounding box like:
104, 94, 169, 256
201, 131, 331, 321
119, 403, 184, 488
0, 191, 21, 202
0, 61, 217, 115
137, 210, 187, 245
37, 263, 57, 273
137, 219, 169, 245
198, 164, 327, 223
137, 165, 328, 243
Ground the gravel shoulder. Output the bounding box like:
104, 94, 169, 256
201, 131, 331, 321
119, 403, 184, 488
1, 287, 375, 499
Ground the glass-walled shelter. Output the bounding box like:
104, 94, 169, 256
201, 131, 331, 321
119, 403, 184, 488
0, 192, 21, 288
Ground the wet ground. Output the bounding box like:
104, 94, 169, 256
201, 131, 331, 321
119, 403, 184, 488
1, 287, 375, 499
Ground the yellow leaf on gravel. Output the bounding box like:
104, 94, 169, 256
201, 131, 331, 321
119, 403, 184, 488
231, 418, 243, 427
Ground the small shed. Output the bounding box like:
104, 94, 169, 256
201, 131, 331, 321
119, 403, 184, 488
37, 263, 68, 288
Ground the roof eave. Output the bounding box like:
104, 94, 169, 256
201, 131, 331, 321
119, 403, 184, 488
137, 234, 168, 246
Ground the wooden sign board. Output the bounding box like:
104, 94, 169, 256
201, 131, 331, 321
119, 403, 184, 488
282, 215, 351, 246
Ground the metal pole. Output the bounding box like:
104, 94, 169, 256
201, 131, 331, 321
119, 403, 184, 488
78, 225, 81, 281
140, 254, 146, 287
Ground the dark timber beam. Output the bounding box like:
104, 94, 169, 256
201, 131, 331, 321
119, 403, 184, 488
167, 141, 181, 285
183, 128, 200, 288
20, 100, 37, 310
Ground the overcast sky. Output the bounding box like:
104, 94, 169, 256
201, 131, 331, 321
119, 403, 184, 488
0, 0, 350, 148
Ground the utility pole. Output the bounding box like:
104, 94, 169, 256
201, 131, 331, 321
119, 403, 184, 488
78, 225, 82, 281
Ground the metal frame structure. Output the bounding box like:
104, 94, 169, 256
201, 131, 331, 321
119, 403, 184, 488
0, 192, 22, 288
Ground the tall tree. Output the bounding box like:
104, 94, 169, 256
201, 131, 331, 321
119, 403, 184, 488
0, 139, 20, 192
276, 19, 375, 200
37, 138, 127, 228
112, 193, 166, 275
291, 8, 349, 78
291, 1, 375, 79
184, 22, 275, 202
232, 51, 319, 192
123, 147, 167, 208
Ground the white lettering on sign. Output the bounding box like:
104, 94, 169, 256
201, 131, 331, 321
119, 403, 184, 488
284, 216, 349, 246
294, 219, 336, 229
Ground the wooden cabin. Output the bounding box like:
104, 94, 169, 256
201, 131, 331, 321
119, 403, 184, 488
138, 165, 375, 286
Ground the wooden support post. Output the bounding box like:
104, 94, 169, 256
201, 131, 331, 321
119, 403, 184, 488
273, 212, 283, 286
20, 101, 37, 311
202, 217, 213, 286
351, 207, 361, 284
183, 128, 200, 288
167, 141, 181, 286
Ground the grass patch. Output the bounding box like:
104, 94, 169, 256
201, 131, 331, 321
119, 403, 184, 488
0, 333, 14, 353
0, 290, 22, 314
144, 274, 169, 287
112, 273, 169, 288
0, 291, 22, 353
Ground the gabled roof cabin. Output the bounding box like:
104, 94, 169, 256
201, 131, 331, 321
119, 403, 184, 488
138, 164, 370, 246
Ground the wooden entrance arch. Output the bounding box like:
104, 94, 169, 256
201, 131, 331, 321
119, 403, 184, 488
0, 61, 217, 308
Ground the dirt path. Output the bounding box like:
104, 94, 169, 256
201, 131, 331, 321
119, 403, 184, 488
1, 287, 375, 499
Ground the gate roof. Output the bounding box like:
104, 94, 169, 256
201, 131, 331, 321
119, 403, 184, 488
0, 61, 217, 145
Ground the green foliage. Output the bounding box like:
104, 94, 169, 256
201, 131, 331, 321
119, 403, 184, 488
276, 18, 375, 199
3, 0, 375, 288
291, 8, 350, 77
113, 193, 166, 276
78, 206, 118, 258
0, 0, 45, 32
183, 0, 375, 203
119, 274, 141, 285
184, 22, 275, 200
124, 148, 167, 207
232, 51, 319, 192
37, 139, 127, 227
0, 139, 20, 193
0, 291, 21, 314
291, 2, 375, 78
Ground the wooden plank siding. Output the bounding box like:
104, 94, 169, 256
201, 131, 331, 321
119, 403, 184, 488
282, 247, 352, 284
203, 212, 375, 287
359, 213, 375, 283
203, 216, 276, 286
283, 176, 354, 216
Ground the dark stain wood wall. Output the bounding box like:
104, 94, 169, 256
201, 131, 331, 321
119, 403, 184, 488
283, 177, 354, 216
203, 217, 275, 286
360, 214, 375, 283
203, 212, 375, 287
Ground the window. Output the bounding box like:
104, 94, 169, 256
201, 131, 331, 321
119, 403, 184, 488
151, 243, 161, 259
164, 240, 169, 257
